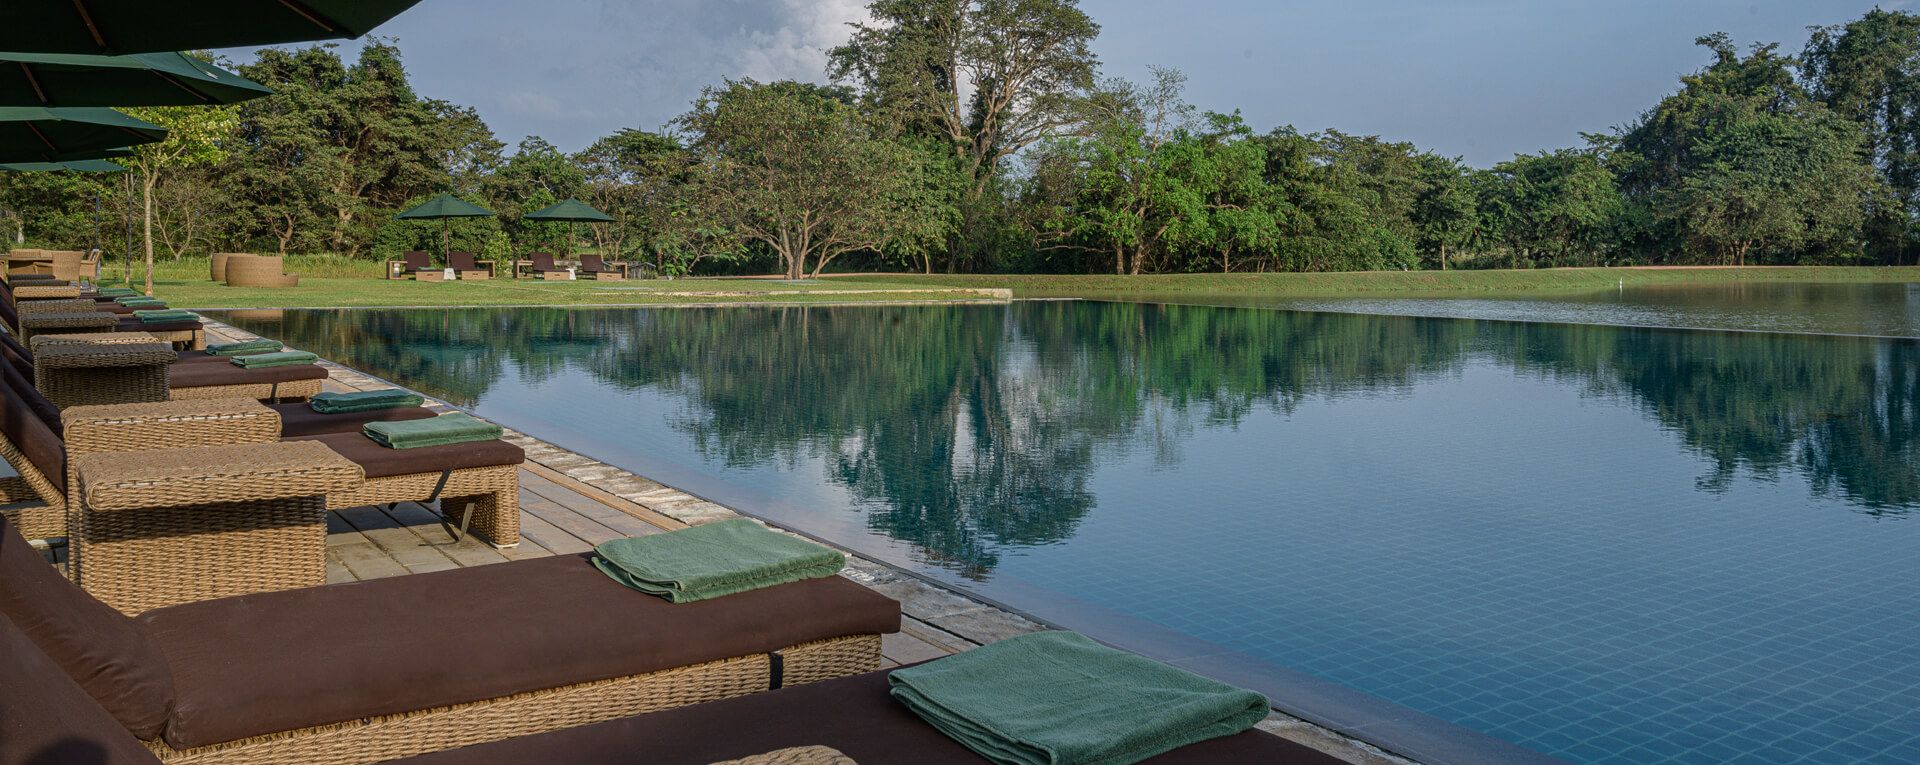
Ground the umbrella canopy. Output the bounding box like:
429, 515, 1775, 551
0, 0, 426, 56
0, 52, 272, 107
0, 159, 126, 173
0, 107, 165, 163
525, 198, 614, 223
396, 193, 494, 264
396, 193, 495, 220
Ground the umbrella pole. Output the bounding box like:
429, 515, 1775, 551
443, 219, 451, 266
122, 174, 133, 288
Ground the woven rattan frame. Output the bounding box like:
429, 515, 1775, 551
70, 441, 363, 613
166, 376, 325, 404
18, 311, 116, 341
225, 255, 299, 288
0, 433, 62, 538
325, 464, 521, 548
11, 283, 81, 300
30, 331, 160, 349
144, 633, 882, 765
33, 341, 174, 409
713, 746, 857, 765
16, 298, 95, 315
140, 326, 207, 351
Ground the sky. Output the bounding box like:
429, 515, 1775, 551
227, 0, 1891, 167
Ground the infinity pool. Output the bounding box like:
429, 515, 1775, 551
222, 300, 1920, 765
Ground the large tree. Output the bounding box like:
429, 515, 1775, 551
1804, 10, 1920, 263
1615, 34, 1881, 264
680, 80, 946, 279
124, 104, 237, 294
831, 0, 1099, 271
1478, 149, 1621, 267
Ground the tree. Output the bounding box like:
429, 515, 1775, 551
123, 104, 236, 293
1411, 154, 1477, 270
1804, 10, 1920, 263
679, 80, 942, 279
1479, 149, 1621, 266
1614, 34, 1881, 264
832, 0, 1100, 270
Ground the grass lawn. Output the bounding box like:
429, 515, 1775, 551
832, 266, 1920, 299
102, 257, 989, 309
99, 256, 1920, 310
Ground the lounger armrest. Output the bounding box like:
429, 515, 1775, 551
73, 441, 362, 512
62, 398, 282, 456
16, 298, 95, 315
0, 475, 42, 505
12, 284, 81, 300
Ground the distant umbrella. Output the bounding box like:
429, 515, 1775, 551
0, 0, 426, 55
395, 193, 495, 264
526, 198, 614, 261
0, 51, 272, 107
0, 107, 164, 163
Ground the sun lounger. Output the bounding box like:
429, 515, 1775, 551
578, 253, 625, 280
398, 249, 436, 279
380, 667, 1330, 765
0, 515, 900, 765
529, 251, 568, 279
3, 332, 327, 404
0, 365, 430, 540
448, 251, 494, 280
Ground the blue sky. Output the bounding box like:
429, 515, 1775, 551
228, 0, 1889, 167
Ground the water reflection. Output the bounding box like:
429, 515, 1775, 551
226, 301, 1919, 574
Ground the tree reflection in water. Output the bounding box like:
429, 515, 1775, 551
232, 301, 1920, 576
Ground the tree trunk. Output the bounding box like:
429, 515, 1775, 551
1114, 243, 1125, 275
141, 172, 156, 296
1439, 244, 1448, 271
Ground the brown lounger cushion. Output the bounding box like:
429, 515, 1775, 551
0, 612, 164, 765
270, 401, 438, 438
171, 350, 234, 364
0, 367, 66, 485
114, 318, 200, 333
384, 667, 1329, 765
166, 359, 327, 388
139, 553, 901, 749
287, 430, 523, 478
0, 517, 177, 740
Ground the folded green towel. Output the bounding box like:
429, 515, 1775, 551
117, 299, 167, 309
205, 338, 282, 356
889, 631, 1269, 765
99, 288, 138, 297
115, 295, 164, 305
591, 518, 844, 603
132, 309, 198, 324
363, 412, 501, 449
228, 350, 317, 369
310, 389, 423, 414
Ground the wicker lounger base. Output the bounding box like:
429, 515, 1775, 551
168, 377, 325, 404
73, 496, 328, 615
143, 326, 207, 351
325, 464, 521, 548
146, 633, 882, 765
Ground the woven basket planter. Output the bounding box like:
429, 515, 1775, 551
210, 252, 233, 282
225, 254, 299, 288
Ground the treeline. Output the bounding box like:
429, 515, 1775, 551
3, 4, 1919, 275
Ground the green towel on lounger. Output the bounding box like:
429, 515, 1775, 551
591, 518, 844, 603
205, 338, 282, 356
228, 350, 316, 369
310, 389, 423, 414
132, 309, 197, 324
888, 631, 1270, 765
115, 295, 163, 305
99, 288, 139, 298
363, 412, 500, 449
117, 299, 167, 309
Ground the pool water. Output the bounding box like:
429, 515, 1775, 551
221, 300, 1920, 765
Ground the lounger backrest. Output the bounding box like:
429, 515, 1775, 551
448, 251, 478, 270
0, 335, 63, 430
530, 252, 557, 271
0, 515, 178, 741
404, 250, 432, 271
0, 364, 66, 487
580, 253, 606, 271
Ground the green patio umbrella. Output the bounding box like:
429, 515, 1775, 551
395, 193, 494, 264
0, 1, 426, 55
0, 107, 165, 163
525, 198, 614, 262
0, 52, 273, 107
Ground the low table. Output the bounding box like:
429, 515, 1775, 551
416, 269, 452, 282
70, 438, 364, 614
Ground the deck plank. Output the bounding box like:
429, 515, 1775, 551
334, 505, 463, 574
384, 502, 519, 568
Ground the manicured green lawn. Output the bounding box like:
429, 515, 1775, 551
102, 257, 1920, 309
102, 257, 983, 309
832, 266, 1920, 298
